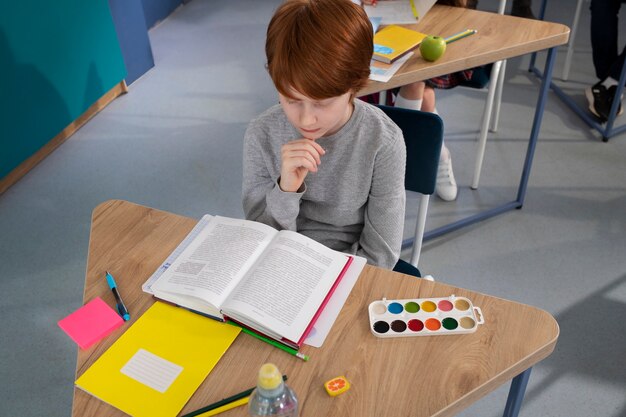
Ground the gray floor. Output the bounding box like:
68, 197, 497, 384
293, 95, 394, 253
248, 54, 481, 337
1, 0, 625, 415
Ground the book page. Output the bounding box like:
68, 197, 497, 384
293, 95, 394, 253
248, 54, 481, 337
304, 255, 366, 347
222, 230, 349, 343
369, 52, 413, 82
364, 1, 417, 24
150, 216, 278, 313
364, 0, 437, 24
142, 215, 214, 294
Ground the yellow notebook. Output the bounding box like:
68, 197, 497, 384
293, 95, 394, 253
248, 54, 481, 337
75, 302, 241, 417
373, 25, 427, 64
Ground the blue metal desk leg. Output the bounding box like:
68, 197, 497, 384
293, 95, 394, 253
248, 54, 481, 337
517, 46, 557, 207
530, 0, 626, 141
502, 368, 533, 417
419, 46, 558, 243
529, 0, 549, 71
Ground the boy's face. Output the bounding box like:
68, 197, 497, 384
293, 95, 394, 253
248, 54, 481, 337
279, 89, 354, 140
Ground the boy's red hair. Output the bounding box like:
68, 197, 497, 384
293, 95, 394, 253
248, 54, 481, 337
266, 0, 373, 100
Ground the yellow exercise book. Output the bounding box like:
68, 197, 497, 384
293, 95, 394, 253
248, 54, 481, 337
373, 24, 428, 64
75, 302, 240, 417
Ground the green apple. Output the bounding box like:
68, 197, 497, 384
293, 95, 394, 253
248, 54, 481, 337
420, 35, 446, 62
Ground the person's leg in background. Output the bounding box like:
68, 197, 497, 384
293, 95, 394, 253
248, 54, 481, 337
590, 0, 622, 81
394, 81, 425, 111
511, 0, 534, 18
586, 0, 625, 121
395, 83, 458, 201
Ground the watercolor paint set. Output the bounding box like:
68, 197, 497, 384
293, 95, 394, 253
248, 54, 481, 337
368, 295, 484, 338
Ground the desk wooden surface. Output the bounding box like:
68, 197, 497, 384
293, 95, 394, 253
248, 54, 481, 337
359, 5, 570, 96
72, 200, 559, 417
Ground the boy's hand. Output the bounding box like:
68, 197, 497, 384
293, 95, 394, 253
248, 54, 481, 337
279, 138, 326, 193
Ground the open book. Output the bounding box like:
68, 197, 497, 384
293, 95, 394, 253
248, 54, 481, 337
144, 215, 354, 349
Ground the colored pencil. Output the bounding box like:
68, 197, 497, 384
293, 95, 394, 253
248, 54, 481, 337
227, 320, 310, 361
181, 376, 287, 417
444, 29, 478, 44
196, 397, 249, 417
409, 0, 419, 19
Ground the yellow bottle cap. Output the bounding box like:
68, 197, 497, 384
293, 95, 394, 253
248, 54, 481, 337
258, 363, 282, 390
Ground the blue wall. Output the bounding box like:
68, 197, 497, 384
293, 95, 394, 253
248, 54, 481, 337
109, 0, 154, 85
0, 0, 127, 180
142, 0, 185, 29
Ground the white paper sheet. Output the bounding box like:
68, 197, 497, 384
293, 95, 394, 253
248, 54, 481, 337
369, 52, 413, 83
120, 349, 183, 393
304, 256, 367, 347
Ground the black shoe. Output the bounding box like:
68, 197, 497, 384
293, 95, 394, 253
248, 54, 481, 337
608, 85, 624, 116
585, 82, 624, 122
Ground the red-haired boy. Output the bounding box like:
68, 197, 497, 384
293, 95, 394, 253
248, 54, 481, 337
242, 0, 406, 269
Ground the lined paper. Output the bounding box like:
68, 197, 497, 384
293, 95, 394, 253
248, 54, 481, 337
120, 349, 183, 393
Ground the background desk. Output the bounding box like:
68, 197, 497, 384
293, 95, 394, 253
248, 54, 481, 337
360, 6, 570, 241
72, 200, 559, 417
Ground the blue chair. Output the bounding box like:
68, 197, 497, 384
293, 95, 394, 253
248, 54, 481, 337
377, 105, 444, 277
375, 61, 507, 191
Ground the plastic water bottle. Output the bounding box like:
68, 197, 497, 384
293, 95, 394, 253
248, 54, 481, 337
248, 363, 298, 417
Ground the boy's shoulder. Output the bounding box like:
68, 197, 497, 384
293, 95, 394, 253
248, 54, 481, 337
355, 99, 403, 141
248, 104, 286, 127
246, 104, 292, 140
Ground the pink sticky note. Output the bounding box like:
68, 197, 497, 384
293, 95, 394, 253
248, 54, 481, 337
58, 297, 124, 349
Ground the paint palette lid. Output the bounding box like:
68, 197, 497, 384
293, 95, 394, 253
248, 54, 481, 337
368, 295, 484, 338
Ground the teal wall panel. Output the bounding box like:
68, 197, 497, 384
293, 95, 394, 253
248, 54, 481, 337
0, 0, 126, 179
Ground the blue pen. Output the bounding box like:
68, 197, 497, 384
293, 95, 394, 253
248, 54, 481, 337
105, 271, 130, 321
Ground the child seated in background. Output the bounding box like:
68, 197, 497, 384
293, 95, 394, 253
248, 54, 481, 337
362, 0, 528, 201
242, 0, 407, 270
361, 0, 472, 202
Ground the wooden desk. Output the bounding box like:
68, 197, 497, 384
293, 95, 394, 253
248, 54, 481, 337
360, 6, 570, 242
72, 200, 559, 417
360, 5, 569, 95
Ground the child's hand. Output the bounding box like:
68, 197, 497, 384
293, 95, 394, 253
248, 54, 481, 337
279, 138, 326, 193
362, 0, 378, 5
